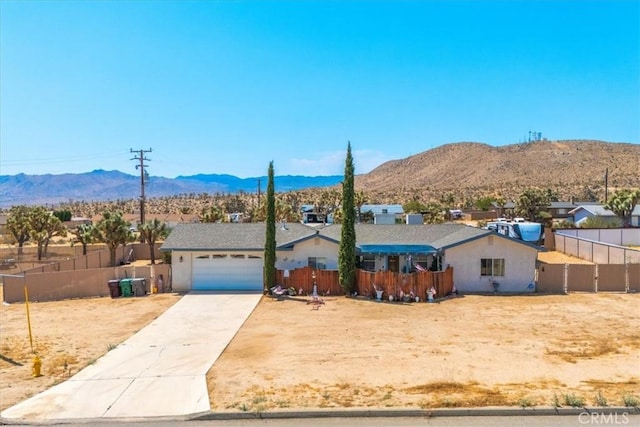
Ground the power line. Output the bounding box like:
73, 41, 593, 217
1, 150, 131, 167
130, 148, 152, 225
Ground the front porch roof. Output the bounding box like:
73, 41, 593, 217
358, 244, 438, 255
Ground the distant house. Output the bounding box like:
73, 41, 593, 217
300, 205, 327, 224
359, 204, 404, 224
490, 201, 516, 218
547, 201, 577, 220
569, 204, 640, 227
161, 222, 538, 294
489, 200, 577, 222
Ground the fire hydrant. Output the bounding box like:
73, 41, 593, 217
32, 355, 42, 378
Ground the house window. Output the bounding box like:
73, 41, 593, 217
360, 255, 375, 271
308, 257, 327, 269
481, 258, 505, 277
411, 255, 429, 272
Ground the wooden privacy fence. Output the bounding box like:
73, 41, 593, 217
275, 267, 343, 296
355, 267, 454, 300
275, 266, 454, 301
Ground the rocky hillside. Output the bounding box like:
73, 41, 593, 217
1, 140, 637, 212
356, 140, 640, 203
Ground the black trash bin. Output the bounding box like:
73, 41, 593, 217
132, 278, 147, 297
108, 279, 121, 298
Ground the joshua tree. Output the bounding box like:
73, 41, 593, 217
200, 205, 225, 223
138, 218, 169, 264
6, 205, 31, 256
515, 188, 551, 222
604, 189, 640, 228
93, 211, 134, 267
27, 206, 67, 260
71, 223, 95, 255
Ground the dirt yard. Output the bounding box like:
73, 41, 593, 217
208, 293, 640, 412
1, 277, 639, 414
0, 289, 181, 411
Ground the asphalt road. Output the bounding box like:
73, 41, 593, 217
27, 414, 639, 427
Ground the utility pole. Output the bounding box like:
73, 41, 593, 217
604, 167, 609, 203
130, 148, 152, 226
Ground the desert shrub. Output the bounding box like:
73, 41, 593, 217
580, 216, 621, 229
594, 391, 608, 406
563, 393, 585, 407
622, 393, 639, 407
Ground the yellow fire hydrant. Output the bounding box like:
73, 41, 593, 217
32, 355, 42, 378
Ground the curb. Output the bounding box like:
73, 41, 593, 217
191, 406, 640, 421
2, 406, 638, 425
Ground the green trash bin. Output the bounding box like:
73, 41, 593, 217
119, 279, 133, 297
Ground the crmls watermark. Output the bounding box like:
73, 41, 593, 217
579, 412, 630, 425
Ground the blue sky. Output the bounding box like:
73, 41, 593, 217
1, 0, 638, 179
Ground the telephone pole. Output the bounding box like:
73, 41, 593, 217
130, 148, 152, 226
257, 178, 261, 209
604, 168, 609, 203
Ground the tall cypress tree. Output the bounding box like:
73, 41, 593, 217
338, 142, 356, 295
263, 161, 277, 293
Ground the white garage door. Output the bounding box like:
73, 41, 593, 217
192, 254, 263, 291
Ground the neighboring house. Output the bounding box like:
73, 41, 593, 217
300, 204, 327, 224
63, 217, 92, 229
489, 201, 577, 222
569, 204, 640, 227
547, 201, 577, 220
359, 204, 404, 224
490, 201, 516, 218
161, 222, 539, 294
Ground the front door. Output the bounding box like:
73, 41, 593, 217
388, 255, 399, 272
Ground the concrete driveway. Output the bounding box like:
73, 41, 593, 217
1, 291, 262, 422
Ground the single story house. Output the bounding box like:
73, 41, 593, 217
547, 201, 577, 220
161, 222, 539, 294
359, 204, 404, 224
490, 201, 516, 218
569, 204, 640, 227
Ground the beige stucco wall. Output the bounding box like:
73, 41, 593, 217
169, 237, 340, 291
170, 251, 193, 291
445, 235, 538, 293
277, 237, 338, 271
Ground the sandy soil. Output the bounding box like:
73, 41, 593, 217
1, 249, 638, 414
537, 251, 594, 264
0, 289, 181, 411
207, 293, 640, 412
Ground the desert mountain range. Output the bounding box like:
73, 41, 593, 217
1, 140, 638, 209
